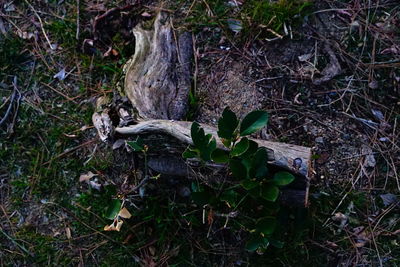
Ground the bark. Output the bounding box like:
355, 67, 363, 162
123, 12, 192, 120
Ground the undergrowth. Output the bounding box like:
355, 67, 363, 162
179, 0, 312, 41
1, 0, 399, 266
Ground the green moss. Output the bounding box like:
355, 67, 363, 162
0, 36, 30, 82
245, 0, 312, 31
179, 0, 312, 40
5, 227, 73, 265
46, 19, 78, 49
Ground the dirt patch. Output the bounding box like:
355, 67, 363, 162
197, 57, 265, 124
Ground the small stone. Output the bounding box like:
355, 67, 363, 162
315, 137, 324, 144
342, 134, 351, 140
371, 109, 384, 122
380, 193, 397, 207
368, 80, 379, 89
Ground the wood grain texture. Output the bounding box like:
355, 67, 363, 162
116, 120, 312, 178
123, 12, 192, 120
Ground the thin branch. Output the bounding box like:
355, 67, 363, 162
0, 77, 21, 128
24, 0, 55, 50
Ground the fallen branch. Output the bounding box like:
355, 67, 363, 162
116, 120, 312, 178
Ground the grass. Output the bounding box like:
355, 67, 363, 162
179, 0, 312, 41
46, 19, 78, 50
1, 0, 399, 266
0, 37, 30, 83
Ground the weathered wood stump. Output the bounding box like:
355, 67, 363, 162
122, 12, 192, 120
93, 12, 313, 207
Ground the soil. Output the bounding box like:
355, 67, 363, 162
1, 0, 399, 266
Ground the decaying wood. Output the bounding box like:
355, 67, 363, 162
92, 110, 113, 142
280, 189, 307, 208
116, 120, 312, 178
123, 12, 193, 120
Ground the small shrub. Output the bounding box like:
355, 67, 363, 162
183, 108, 295, 251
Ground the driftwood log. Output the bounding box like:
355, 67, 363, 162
93, 12, 312, 207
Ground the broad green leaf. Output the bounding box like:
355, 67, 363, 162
245, 234, 263, 251
191, 122, 204, 148
211, 149, 229, 163
249, 185, 261, 198
190, 122, 216, 161
273, 171, 295, 186
192, 191, 212, 206
220, 189, 238, 207
241, 158, 252, 179
251, 148, 268, 178
255, 165, 268, 179
222, 138, 231, 148
256, 217, 277, 235
104, 199, 122, 220
262, 236, 270, 248
241, 179, 259, 190
269, 239, 284, 248
127, 139, 144, 152
202, 137, 217, 161
229, 159, 247, 179
182, 147, 198, 159
240, 110, 269, 136
217, 107, 238, 140
260, 184, 279, 202
241, 140, 259, 158
230, 137, 249, 157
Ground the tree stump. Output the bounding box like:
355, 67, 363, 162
122, 12, 192, 120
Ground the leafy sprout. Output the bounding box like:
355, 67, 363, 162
183, 107, 296, 252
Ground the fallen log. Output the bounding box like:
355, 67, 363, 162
116, 120, 311, 178
116, 120, 312, 206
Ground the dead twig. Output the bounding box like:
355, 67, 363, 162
76, 0, 80, 40
0, 77, 21, 128
0, 227, 32, 256
24, 0, 55, 50
0, 89, 17, 127
0, 16, 7, 35
40, 82, 78, 103
43, 139, 97, 166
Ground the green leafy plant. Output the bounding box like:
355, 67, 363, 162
98, 138, 148, 232
183, 107, 295, 252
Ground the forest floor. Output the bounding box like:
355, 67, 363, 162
1, 0, 399, 266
